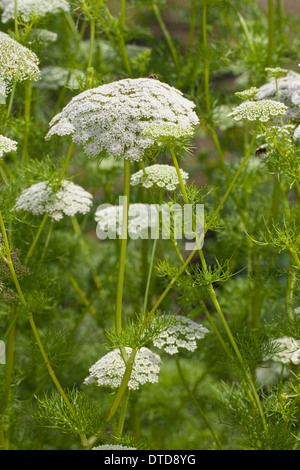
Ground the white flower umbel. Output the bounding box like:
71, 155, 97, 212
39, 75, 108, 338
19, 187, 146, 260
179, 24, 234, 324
93, 445, 137, 450
0, 32, 40, 88
1, 0, 70, 23
268, 336, 300, 365
0, 135, 17, 158
153, 315, 209, 355
227, 99, 287, 122
255, 70, 300, 122
84, 347, 161, 390
45, 78, 199, 162
130, 164, 189, 191
14, 180, 93, 221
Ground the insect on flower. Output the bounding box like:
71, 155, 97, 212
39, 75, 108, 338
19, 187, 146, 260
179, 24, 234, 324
148, 73, 159, 79
255, 145, 267, 157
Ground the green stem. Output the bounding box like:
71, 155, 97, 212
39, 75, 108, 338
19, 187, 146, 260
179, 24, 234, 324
87, 17, 95, 69
286, 255, 295, 321
71, 216, 102, 288
171, 140, 268, 435
24, 213, 49, 265
152, 2, 180, 72
115, 159, 131, 336
87, 127, 263, 446
0, 305, 17, 450
64, 266, 98, 317
117, 0, 132, 76
0, 210, 88, 448
3, 82, 17, 134
115, 389, 130, 438
142, 232, 158, 316
37, 219, 54, 269
0, 163, 9, 186
22, 80, 32, 164
208, 126, 259, 231
277, 0, 284, 37
14, 0, 19, 38
175, 354, 223, 450
202, 2, 211, 117
60, 141, 75, 178
270, 176, 281, 223
266, 0, 275, 67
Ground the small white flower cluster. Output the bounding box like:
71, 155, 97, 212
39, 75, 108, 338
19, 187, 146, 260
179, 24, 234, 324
84, 347, 162, 390
255, 70, 300, 122
0, 0, 70, 23
95, 203, 160, 238
93, 445, 137, 450
295, 307, 300, 315
45, 78, 199, 162
14, 180, 93, 221
227, 99, 287, 122
143, 123, 195, 144
268, 336, 300, 365
130, 164, 189, 191
0, 32, 40, 87
153, 315, 209, 355
0, 135, 17, 158
235, 87, 259, 100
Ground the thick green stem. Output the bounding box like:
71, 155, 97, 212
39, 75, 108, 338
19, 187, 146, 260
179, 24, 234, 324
115, 159, 131, 336
115, 389, 130, 439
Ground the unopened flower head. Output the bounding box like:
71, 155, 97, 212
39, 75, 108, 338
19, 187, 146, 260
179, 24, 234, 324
153, 315, 209, 355
84, 347, 161, 390
130, 164, 189, 191
1, 0, 70, 23
143, 123, 195, 145
45, 78, 199, 162
235, 87, 259, 100
227, 99, 287, 122
268, 336, 300, 365
93, 445, 137, 450
0, 32, 40, 87
0, 135, 17, 158
14, 180, 93, 221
